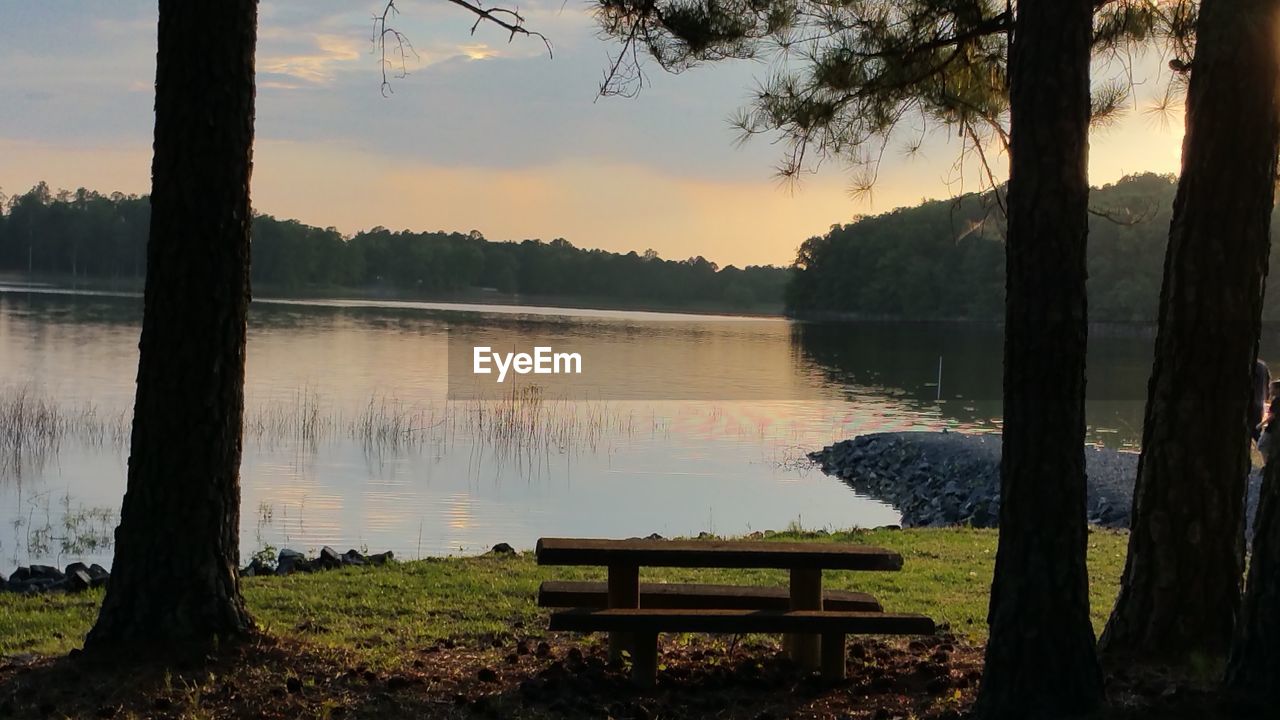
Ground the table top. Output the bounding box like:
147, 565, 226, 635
535, 537, 904, 571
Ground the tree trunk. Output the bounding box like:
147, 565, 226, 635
1100, 0, 1280, 671
86, 0, 258, 650
972, 0, 1102, 716
1227, 458, 1280, 701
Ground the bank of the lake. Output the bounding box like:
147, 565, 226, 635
0, 528, 1136, 720
0, 274, 785, 318
810, 432, 1264, 533
1, 528, 1127, 661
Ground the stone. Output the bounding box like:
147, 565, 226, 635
490, 543, 516, 555
318, 546, 343, 569
8, 567, 30, 584
366, 551, 394, 565
242, 558, 272, 577
342, 549, 366, 565
28, 565, 63, 581
87, 564, 110, 588
277, 548, 307, 575
66, 568, 93, 593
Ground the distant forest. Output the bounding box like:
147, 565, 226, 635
785, 172, 1280, 323
8, 174, 1280, 322
0, 182, 788, 312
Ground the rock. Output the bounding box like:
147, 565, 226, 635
64, 562, 90, 579
277, 548, 307, 575
66, 568, 93, 593
342, 549, 366, 565
812, 431, 1167, 531
28, 565, 63, 581
87, 564, 110, 586
490, 543, 516, 555
366, 551, 394, 566
241, 558, 272, 577
645, 533, 665, 540
318, 546, 343, 569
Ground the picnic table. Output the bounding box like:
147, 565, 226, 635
536, 537, 935, 685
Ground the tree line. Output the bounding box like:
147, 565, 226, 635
9, 171, 1259, 324
0, 181, 788, 312
785, 171, 1280, 323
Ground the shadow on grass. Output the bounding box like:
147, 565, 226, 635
0, 630, 1255, 719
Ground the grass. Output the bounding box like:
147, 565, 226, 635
0, 383, 650, 474
0, 527, 1130, 669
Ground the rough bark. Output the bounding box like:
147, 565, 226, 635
1227, 459, 1280, 701
1100, 0, 1280, 670
972, 0, 1103, 717
85, 0, 258, 649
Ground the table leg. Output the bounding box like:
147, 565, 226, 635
607, 563, 639, 663
820, 632, 846, 682
631, 631, 659, 687
787, 567, 821, 670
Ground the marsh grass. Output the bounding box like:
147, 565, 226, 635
0, 383, 653, 479
0, 386, 129, 480
3, 492, 117, 567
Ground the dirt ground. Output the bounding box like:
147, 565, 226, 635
0, 632, 1257, 719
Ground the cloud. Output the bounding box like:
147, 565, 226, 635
260, 34, 364, 85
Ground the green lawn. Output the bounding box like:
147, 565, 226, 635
0, 528, 1130, 669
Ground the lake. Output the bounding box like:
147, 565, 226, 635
0, 286, 1168, 569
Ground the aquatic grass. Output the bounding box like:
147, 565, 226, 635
17, 493, 116, 563
0, 385, 129, 481
0, 384, 658, 480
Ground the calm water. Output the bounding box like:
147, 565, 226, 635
0, 287, 1172, 569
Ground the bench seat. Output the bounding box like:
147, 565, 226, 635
538, 580, 883, 612
549, 608, 935, 684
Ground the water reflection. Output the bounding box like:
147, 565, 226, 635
791, 321, 1153, 448
0, 287, 1174, 569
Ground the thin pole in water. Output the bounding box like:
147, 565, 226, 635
936, 356, 943, 402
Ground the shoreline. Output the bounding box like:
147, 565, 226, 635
0, 274, 784, 319
810, 431, 1263, 534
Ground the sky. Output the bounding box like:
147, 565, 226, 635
0, 2, 1186, 267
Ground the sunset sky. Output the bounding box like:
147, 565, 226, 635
1, 2, 1186, 267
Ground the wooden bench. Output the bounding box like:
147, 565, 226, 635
550, 608, 935, 683
536, 537, 935, 685
538, 580, 883, 612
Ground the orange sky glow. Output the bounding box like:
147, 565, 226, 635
0, 4, 1188, 268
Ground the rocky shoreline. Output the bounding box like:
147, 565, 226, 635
4, 546, 399, 596
811, 431, 1263, 531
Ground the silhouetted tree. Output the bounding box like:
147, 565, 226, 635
973, 1, 1104, 715
86, 0, 259, 648
587, 1, 1173, 712
1102, 0, 1280, 670
81, 0, 559, 651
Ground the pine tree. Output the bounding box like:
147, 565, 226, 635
86, 0, 259, 649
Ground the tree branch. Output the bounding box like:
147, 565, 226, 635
374, 0, 553, 96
